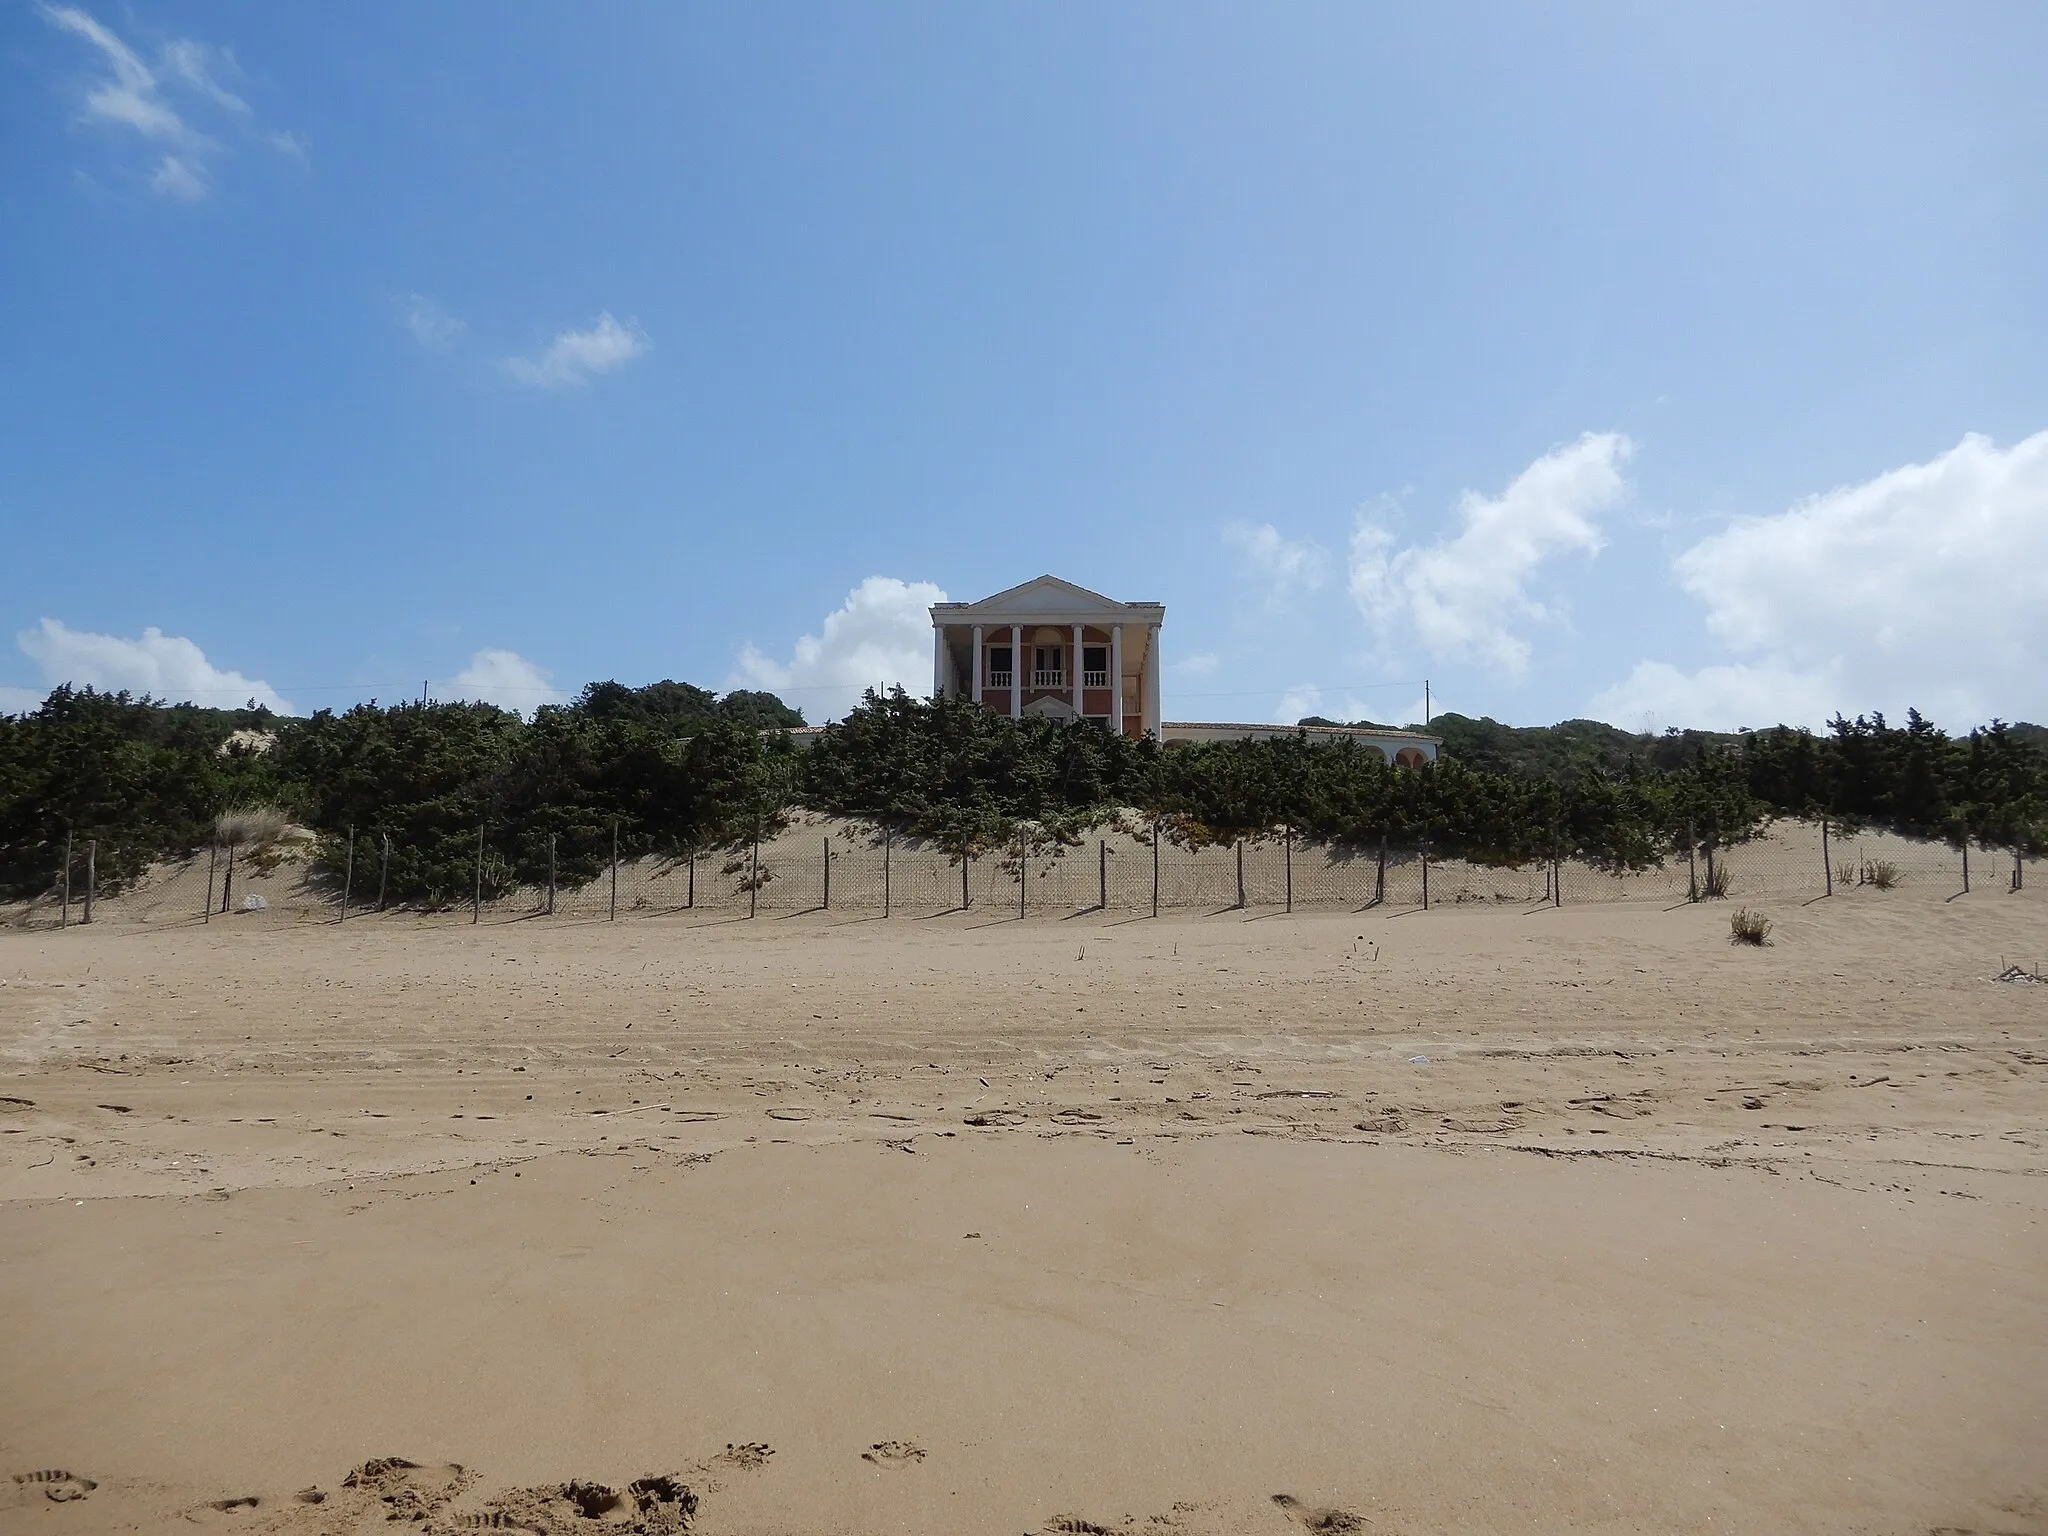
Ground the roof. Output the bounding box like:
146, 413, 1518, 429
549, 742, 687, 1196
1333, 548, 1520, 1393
1163, 722, 1441, 743
931, 574, 1163, 618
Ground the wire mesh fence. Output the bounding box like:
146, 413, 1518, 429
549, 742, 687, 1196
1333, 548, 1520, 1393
4, 814, 2037, 931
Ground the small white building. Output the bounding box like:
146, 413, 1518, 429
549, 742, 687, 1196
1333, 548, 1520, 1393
930, 575, 1439, 764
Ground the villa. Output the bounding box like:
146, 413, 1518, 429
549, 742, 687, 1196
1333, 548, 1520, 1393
930, 575, 1439, 764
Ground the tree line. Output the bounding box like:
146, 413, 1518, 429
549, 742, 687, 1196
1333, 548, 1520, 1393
2, 684, 2042, 905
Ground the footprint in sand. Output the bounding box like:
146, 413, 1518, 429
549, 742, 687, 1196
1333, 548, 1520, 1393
12, 1470, 96, 1503
337, 1456, 474, 1524
1271, 1492, 1369, 1532
463, 1474, 699, 1535
861, 1442, 926, 1469
711, 1443, 775, 1470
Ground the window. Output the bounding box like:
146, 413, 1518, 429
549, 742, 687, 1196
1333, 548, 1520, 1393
1081, 646, 1108, 688
986, 647, 1012, 687
1033, 645, 1063, 675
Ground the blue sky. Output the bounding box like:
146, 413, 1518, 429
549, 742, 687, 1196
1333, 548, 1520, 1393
4, 2, 2045, 730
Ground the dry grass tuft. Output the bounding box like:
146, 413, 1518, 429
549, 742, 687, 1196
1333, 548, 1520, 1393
1862, 859, 1901, 890
1729, 907, 1772, 946
1700, 863, 1732, 899
213, 805, 289, 850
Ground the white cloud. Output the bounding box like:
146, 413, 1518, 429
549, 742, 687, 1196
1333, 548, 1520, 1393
732, 576, 947, 722
1591, 429, 2048, 731
436, 649, 567, 716
0, 685, 47, 717
1349, 432, 1631, 676
15, 618, 293, 712
1174, 650, 1221, 676
503, 313, 649, 389
1223, 522, 1328, 604
39, 5, 300, 199
402, 293, 466, 351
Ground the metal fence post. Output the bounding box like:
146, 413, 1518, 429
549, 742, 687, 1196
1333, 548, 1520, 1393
688, 850, 696, 910
1284, 827, 1292, 914
2016, 845, 2025, 893
1552, 851, 1561, 908
546, 833, 556, 916
1821, 817, 1832, 897
882, 828, 892, 917
611, 821, 620, 921
340, 826, 354, 922
1961, 840, 1970, 894
83, 838, 95, 925
823, 835, 831, 911
1376, 835, 1386, 906
1019, 836, 1027, 920
60, 829, 71, 928
1421, 840, 1431, 911
961, 852, 970, 911
473, 823, 484, 925
1236, 839, 1245, 909
1098, 840, 1106, 911
749, 825, 760, 919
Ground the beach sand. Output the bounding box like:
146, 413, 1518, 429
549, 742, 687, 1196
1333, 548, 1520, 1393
2, 889, 2044, 1533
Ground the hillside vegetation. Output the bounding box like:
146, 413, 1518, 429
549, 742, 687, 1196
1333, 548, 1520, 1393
2, 684, 2042, 905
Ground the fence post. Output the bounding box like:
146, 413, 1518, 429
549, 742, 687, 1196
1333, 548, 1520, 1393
378, 834, 390, 912
205, 842, 217, 924
882, 828, 891, 918
1284, 828, 1293, 914
2016, 845, 2025, 893
1422, 840, 1430, 911
823, 835, 831, 911
1151, 818, 1160, 919
749, 825, 760, 919
1376, 835, 1386, 907
61, 829, 71, 928
962, 852, 970, 911
611, 821, 620, 921
1552, 851, 1561, 908
341, 826, 354, 922
1019, 835, 1027, 920
1961, 840, 1969, 894
473, 823, 484, 925
84, 838, 96, 925
688, 850, 696, 910
546, 833, 556, 916
1236, 839, 1245, 909
1821, 818, 1832, 897
222, 837, 235, 914
1098, 840, 1106, 911
1686, 822, 1698, 902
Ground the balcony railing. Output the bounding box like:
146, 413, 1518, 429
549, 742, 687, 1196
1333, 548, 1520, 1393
1082, 669, 1108, 688
1032, 669, 1065, 688
986, 670, 1012, 689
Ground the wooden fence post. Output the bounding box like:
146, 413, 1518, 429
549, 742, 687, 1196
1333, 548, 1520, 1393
1376, 835, 1386, 907
610, 822, 620, 921
687, 850, 696, 910
822, 835, 831, 911
1236, 839, 1245, 909
84, 838, 96, 925
2016, 846, 2025, 893
882, 829, 891, 918
1421, 840, 1430, 911
546, 833, 556, 916
1151, 819, 1160, 919
1552, 851, 1561, 908
1821, 818, 1832, 897
1961, 840, 1969, 894
340, 826, 354, 922
378, 834, 390, 913
473, 824, 484, 925
61, 829, 71, 928
1098, 840, 1106, 912
962, 852, 970, 911
1284, 827, 1293, 914
749, 825, 760, 919
1019, 836, 1027, 920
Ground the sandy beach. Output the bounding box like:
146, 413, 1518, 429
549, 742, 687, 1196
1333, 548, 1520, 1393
2, 888, 2044, 1534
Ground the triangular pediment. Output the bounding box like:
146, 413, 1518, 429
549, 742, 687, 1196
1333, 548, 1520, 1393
962, 575, 1131, 613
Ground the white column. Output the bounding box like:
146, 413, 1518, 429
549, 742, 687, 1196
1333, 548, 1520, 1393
1110, 624, 1124, 736
1143, 624, 1162, 739
1010, 624, 1023, 719
971, 624, 983, 705
1072, 623, 1084, 717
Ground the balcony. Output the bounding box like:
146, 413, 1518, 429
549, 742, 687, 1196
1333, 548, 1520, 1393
986, 670, 1012, 689
1082, 669, 1108, 688
1032, 669, 1065, 688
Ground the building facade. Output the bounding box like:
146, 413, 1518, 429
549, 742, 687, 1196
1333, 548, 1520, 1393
930, 575, 1165, 738
930, 575, 1439, 764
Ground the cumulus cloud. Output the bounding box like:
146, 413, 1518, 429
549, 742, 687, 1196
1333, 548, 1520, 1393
402, 293, 466, 351
15, 618, 293, 712
436, 649, 568, 716
1174, 650, 1221, 677
732, 576, 947, 722
0, 686, 48, 717
1223, 522, 1328, 604
503, 313, 649, 389
39, 5, 300, 199
1591, 429, 2048, 731
1349, 432, 1631, 676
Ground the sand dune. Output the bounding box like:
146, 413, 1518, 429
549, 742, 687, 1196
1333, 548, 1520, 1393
1, 886, 2044, 1533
